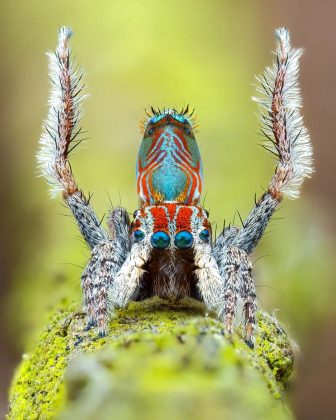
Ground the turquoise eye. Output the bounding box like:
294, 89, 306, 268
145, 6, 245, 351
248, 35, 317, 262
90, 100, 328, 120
199, 229, 210, 243
133, 230, 145, 242
150, 231, 170, 250
174, 231, 194, 249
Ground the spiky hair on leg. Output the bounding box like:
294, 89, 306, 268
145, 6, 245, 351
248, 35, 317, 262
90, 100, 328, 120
37, 27, 108, 249
216, 28, 314, 255
253, 27, 313, 200
37, 26, 85, 197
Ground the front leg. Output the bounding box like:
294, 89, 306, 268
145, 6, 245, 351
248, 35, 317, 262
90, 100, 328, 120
193, 240, 223, 311
82, 207, 130, 336
109, 240, 151, 309
216, 245, 257, 347
82, 240, 125, 336
194, 241, 255, 346
217, 247, 241, 335
239, 251, 257, 346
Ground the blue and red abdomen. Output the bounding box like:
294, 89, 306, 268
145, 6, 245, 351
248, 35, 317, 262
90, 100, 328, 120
136, 112, 203, 205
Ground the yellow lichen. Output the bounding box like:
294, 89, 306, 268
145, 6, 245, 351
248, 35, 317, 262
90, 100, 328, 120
8, 298, 294, 419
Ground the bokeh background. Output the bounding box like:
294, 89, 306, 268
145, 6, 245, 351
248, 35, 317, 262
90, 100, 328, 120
1, 0, 335, 418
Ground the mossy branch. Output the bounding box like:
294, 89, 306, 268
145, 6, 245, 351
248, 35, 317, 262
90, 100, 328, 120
8, 298, 294, 419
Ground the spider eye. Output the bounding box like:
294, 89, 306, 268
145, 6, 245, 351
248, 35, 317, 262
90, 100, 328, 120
184, 126, 192, 136
148, 127, 154, 135
133, 230, 145, 242
174, 231, 194, 249
199, 229, 210, 243
150, 231, 170, 250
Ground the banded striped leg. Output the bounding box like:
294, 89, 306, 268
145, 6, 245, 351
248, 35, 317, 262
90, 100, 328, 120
213, 227, 242, 333
216, 246, 256, 347
82, 241, 125, 336
239, 251, 257, 347
217, 247, 241, 335
82, 207, 131, 336
212, 29, 314, 345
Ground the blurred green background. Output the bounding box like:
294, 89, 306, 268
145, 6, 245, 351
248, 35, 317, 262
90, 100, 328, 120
1, 0, 335, 418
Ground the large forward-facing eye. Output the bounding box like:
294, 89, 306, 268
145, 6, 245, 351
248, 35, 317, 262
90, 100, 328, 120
150, 231, 170, 250
133, 230, 145, 242
174, 231, 194, 249
199, 229, 210, 243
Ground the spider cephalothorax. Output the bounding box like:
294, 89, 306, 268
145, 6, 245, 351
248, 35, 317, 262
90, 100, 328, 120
132, 203, 211, 250
38, 27, 313, 347
130, 202, 211, 301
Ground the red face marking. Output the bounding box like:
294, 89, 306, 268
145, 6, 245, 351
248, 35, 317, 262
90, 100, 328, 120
203, 218, 211, 231
133, 204, 209, 242
133, 218, 142, 230
176, 207, 193, 232
164, 203, 178, 222
150, 207, 169, 232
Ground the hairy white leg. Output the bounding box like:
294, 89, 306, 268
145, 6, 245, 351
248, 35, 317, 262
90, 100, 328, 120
82, 240, 126, 336
37, 27, 108, 249
239, 251, 257, 347
109, 241, 151, 309
81, 207, 130, 336
67, 194, 109, 248
215, 28, 313, 255
107, 207, 131, 251
215, 245, 257, 347
217, 247, 241, 334
193, 241, 223, 311
213, 227, 240, 262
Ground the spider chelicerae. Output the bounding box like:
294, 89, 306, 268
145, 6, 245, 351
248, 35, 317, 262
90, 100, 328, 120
37, 27, 313, 347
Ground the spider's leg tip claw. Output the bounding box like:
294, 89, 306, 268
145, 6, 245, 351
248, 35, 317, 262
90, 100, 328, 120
84, 319, 96, 331
245, 338, 255, 349
98, 330, 107, 339
74, 336, 83, 346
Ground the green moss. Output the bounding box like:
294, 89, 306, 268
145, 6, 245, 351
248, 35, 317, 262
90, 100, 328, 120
255, 312, 294, 384
8, 298, 294, 420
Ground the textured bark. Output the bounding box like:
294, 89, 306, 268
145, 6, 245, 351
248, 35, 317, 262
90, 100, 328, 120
8, 298, 294, 420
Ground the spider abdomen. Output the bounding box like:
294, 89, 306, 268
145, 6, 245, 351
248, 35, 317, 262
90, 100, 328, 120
137, 111, 203, 205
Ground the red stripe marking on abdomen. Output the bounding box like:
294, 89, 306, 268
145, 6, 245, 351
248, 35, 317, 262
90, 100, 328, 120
173, 151, 199, 203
